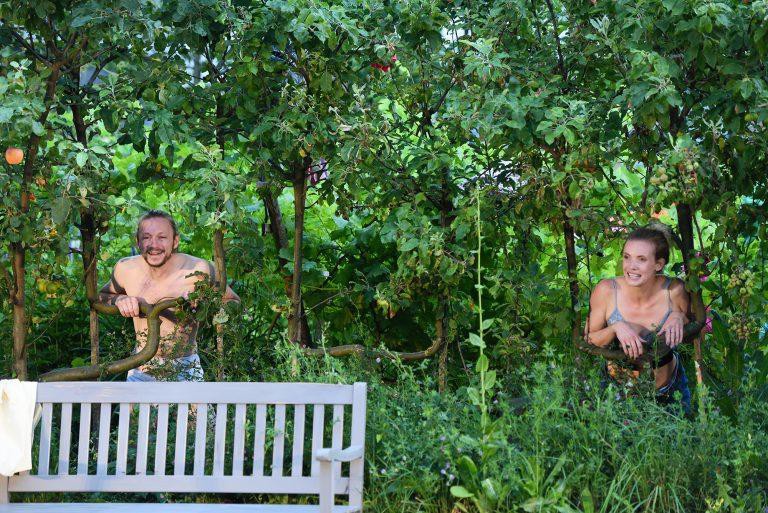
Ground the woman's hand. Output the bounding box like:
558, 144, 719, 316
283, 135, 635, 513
614, 321, 644, 359
659, 311, 687, 348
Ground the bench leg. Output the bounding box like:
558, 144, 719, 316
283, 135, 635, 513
318, 460, 334, 513
1, 476, 8, 503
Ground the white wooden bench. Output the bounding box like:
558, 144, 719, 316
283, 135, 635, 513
0, 382, 367, 512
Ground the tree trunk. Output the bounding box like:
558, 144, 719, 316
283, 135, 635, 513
287, 159, 310, 345
79, 207, 100, 365
10, 62, 63, 379
437, 299, 448, 394
71, 73, 100, 366
676, 203, 705, 388
263, 186, 313, 346
563, 216, 581, 346
11, 247, 27, 380
437, 187, 453, 393
213, 228, 227, 380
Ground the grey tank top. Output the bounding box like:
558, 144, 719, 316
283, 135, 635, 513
607, 276, 673, 333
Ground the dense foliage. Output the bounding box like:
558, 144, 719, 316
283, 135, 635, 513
1, 0, 767, 510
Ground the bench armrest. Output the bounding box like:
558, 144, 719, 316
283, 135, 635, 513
315, 445, 364, 463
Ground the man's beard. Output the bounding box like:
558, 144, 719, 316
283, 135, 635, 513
141, 247, 174, 268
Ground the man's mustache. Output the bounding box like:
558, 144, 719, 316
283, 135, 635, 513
141, 247, 166, 254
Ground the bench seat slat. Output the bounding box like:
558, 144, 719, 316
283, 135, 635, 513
116, 403, 131, 475
76, 404, 91, 475
8, 475, 351, 495
193, 404, 208, 476
36, 383, 354, 405
57, 404, 72, 476
252, 404, 267, 477
213, 404, 227, 476
96, 404, 111, 476
38, 403, 53, 475
310, 405, 324, 477
135, 404, 150, 475
271, 405, 286, 477
154, 405, 169, 476
232, 404, 246, 476
291, 405, 305, 477
174, 404, 189, 476
0, 504, 359, 513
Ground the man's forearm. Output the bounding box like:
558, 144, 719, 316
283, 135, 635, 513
99, 292, 124, 305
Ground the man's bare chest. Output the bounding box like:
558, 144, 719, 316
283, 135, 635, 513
123, 272, 197, 304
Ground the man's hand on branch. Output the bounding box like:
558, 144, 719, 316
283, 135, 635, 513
115, 295, 143, 317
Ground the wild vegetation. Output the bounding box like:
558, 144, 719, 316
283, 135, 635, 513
1, 0, 767, 510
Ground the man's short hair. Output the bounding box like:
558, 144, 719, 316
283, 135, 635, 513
136, 210, 179, 240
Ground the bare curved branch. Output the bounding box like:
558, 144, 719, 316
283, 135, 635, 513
577, 321, 704, 363
304, 332, 444, 361
39, 299, 183, 382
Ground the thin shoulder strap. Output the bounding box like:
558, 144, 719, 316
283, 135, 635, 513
664, 276, 673, 308
612, 278, 619, 304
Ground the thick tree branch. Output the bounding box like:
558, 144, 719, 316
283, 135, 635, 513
4, 27, 52, 64
543, 0, 567, 82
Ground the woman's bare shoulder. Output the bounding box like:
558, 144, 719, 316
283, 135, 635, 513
591, 278, 615, 299
667, 277, 689, 297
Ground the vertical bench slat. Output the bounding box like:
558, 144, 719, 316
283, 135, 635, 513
213, 403, 227, 476
115, 403, 131, 475
135, 404, 150, 475
96, 403, 111, 475
58, 403, 72, 476
38, 403, 53, 475
174, 404, 189, 476
154, 404, 169, 476
76, 403, 91, 475
252, 404, 267, 477
348, 382, 367, 509
310, 404, 324, 476
331, 404, 344, 480
232, 404, 246, 476
193, 403, 208, 476
291, 404, 306, 477
271, 404, 286, 477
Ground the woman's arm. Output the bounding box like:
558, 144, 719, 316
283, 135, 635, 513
658, 278, 690, 347
585, 279, 645, 358
585, 280, 616, 347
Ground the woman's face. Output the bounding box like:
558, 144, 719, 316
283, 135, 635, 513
622, 239, 664, 286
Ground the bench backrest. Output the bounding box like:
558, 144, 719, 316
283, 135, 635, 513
8, 382, 366, 507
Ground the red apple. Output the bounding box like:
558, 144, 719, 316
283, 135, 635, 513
5, 147, 23, 165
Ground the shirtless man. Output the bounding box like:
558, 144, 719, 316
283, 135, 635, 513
99, 210, 240, 381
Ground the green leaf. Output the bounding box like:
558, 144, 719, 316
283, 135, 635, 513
400, 238, 419, 252
581, 487, 595, 513
740, 79, 753, 100
468, 332, 485, 348
0, 107, 12, 123
480, 479, 499, 504
481, 318, 494, 330
476, 353, 489, 373
485, 370, 496, 389
32, 121, 45, 136
450, 486, 475, 499
71, 15, 92, 28
76, 152, 88, 167
51, 197, 71, 225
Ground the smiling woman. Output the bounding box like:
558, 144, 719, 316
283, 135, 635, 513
585, 226, 692, 413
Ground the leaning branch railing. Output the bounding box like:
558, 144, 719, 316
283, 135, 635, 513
39, 299, 183, 382
576, 321, 703, 364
